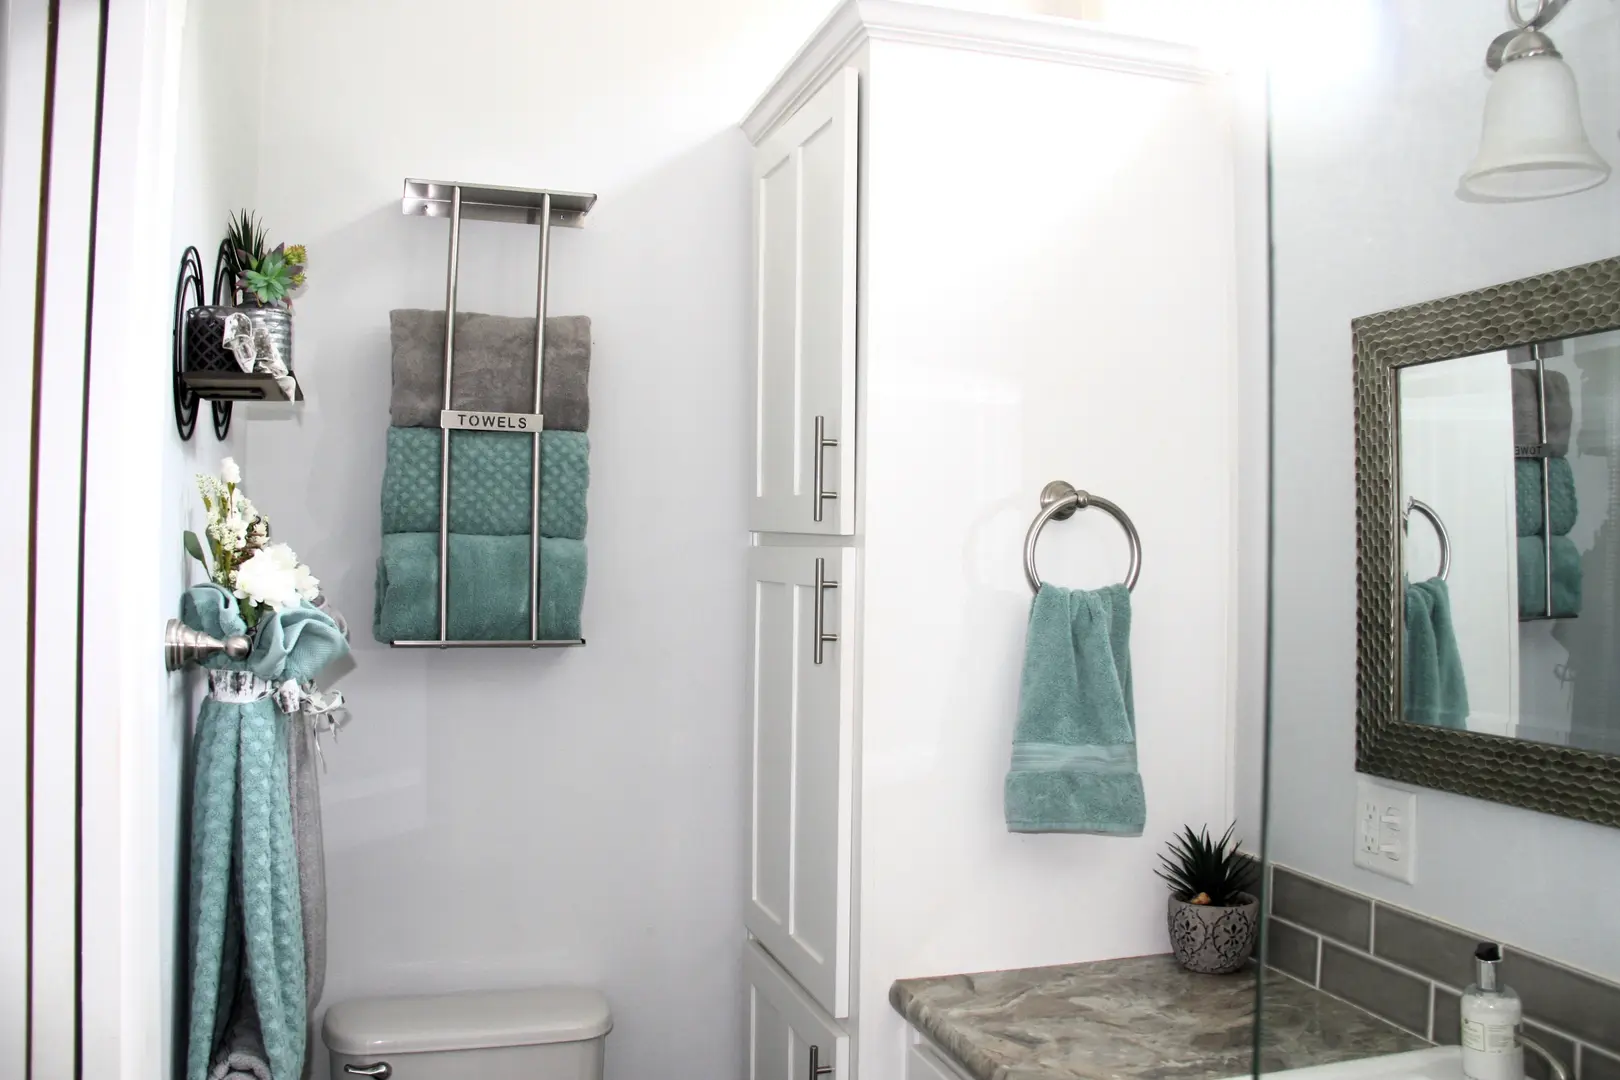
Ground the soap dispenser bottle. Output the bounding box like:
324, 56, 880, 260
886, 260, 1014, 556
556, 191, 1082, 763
1462, 942, 1524, 1080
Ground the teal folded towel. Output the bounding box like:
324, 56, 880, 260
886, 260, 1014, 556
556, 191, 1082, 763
1005, 583, 1145, 835
373, 533, 586, 641
1518, 535, 1582, 617
1515, 458, 1577, 537
182, 585, 349, 1080
381, 427, 589, 540
1403, 577, 1469, 729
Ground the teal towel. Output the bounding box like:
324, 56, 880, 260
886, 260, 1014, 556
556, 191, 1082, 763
1004, 584, 1145, 835
1518, 535, 1582, 617
1403, 577, 1470, 729
182, 585, 349, 1080
373, 533, 586, 642
381, 427, 589, 540
1515, 458, 1577, 537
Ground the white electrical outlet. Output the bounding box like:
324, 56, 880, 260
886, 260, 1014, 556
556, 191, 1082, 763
1353, 778, 1418, 883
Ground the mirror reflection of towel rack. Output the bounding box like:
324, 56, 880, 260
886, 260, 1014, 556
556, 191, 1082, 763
1403, 496, 1452, 581
1023, 480, 1142, 593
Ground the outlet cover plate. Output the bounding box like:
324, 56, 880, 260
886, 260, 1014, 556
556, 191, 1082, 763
1354, 777, 1417, 883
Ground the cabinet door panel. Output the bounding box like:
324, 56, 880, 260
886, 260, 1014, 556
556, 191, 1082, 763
746, 546, 854, 1018
746, 942, 850, 1080
751, 68, 858, 536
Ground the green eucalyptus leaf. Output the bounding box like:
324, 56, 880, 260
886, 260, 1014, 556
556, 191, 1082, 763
183, 530, 210, 572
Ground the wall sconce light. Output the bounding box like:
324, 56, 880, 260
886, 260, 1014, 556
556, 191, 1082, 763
1457, 0, 1610, 202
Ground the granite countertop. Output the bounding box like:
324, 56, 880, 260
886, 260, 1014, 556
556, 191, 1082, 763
890, 954, 1428, 1080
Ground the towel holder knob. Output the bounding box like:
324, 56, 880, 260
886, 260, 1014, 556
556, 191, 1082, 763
1024, 480, 1142, 594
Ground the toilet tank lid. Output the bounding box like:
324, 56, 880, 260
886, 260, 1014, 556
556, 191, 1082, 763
323, 988, 612, 1055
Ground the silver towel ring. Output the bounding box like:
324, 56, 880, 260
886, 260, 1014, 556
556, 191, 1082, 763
1024, 480, 1142, 594
1404, 497, 1452, 582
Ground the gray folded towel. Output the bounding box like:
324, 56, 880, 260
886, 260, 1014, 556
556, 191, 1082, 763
1513, 368, 1571, 455
390, 310, 590, 432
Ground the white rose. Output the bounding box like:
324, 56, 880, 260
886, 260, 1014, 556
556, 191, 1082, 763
234, 542, 305, 611
221, 457, 241, 484
293, 562, 321, 603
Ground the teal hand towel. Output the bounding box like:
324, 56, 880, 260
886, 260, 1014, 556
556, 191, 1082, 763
1518, 535, 1582, 617
1515, 458, 1577, 537
1004, 583, 1145, 835
373, 533, 586, 642
381, 427, 589, 540
182, 585, 349, 1080
1403, 577, 1469, 729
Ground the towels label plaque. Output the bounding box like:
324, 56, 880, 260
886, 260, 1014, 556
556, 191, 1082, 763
440, 409, 544, 432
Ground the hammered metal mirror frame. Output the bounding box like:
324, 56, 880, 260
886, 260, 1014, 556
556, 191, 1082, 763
1354, 255, 1620, 829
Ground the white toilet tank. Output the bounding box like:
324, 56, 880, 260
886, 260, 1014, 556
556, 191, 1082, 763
323, 987, 611, 1080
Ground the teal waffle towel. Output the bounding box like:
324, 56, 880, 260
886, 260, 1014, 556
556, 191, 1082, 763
372, 533, 586, 642
1515, 458, 1577, 537
1518, 535, 1582, 617
1403, 577, 1469, 729
182, 584, 349, 1080
381, 427, 589, 540
1004, 583, 1145, 835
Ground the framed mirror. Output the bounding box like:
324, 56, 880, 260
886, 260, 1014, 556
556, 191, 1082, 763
1355, 256, 1620, 827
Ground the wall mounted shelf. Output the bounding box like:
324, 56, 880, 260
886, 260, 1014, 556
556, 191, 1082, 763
402, 179, 597, 228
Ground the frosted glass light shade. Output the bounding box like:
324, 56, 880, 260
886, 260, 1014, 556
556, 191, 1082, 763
1458, 52, 1610, 202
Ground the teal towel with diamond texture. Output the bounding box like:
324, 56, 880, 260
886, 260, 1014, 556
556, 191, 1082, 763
373, 533, 586, 642
381, 427, 588, 539
1515, 458, 1577, 537
1004, 583, 1145, 835
182, 584, 348, 1080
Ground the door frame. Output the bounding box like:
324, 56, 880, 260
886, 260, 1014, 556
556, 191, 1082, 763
2, 0, 191, 1075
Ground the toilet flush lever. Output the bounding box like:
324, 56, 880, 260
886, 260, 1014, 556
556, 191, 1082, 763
345, 1064, 392, 1079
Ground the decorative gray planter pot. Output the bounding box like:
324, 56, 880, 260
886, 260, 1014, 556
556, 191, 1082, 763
1167, 892, 1258, 974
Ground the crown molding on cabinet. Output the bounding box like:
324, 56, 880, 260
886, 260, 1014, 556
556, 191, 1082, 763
740, 0, 1217, 144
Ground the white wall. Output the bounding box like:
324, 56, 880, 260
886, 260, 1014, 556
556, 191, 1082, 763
1268, 0, 1620, 978
149, 1, 262, 1073
239, 3, 833, 1077
854, 36, 1239, 1078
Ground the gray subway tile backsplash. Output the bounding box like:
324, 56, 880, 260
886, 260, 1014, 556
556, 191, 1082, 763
1272, 867, 1372, 949
1373, 906, 1479, 989
1319, 942, 1432, 1036
1432, 987, 1460, 1045
1264, 863, 1619, 1073
1504, 948, 1620, 1054
1585, 1048, 1620, 1080
1266, 918, 1319, 985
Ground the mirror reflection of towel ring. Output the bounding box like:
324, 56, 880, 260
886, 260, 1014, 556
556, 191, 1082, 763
1404, 497, 1452, 581
1023, 480, 1142, 594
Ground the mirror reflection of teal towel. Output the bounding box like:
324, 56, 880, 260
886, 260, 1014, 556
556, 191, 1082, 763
381, 427, 589, 540
1517, 536, 1582, 617
1403, 577, 1469, 730
373, 533, 586, 641
1005, 583, 1145, 835
1515, 459, 1577, 537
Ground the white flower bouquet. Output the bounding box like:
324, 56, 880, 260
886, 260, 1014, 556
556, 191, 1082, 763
185, 457, 320, 629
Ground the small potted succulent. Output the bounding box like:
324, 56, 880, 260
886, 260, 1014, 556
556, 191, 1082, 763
184, 211, 307, 390
1156, 823, 1261, 975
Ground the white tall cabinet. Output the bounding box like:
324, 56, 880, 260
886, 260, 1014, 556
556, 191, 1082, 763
742, 4, 1246, 1078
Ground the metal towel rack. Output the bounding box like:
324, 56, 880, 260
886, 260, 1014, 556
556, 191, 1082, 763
1023, 480, 1142, 593
1403, 497, 1452, 582
393, 179, 597, 649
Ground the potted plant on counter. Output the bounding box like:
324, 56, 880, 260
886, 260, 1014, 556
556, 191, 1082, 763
1156, 823, 1260, 975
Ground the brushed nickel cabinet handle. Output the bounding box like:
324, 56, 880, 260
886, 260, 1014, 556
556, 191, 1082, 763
813, 558, 839, 666
812, 415, 838, 523
810, 1044, 834, 1076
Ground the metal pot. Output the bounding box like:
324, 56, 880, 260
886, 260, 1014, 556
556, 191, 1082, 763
183, 304, 294, 375
1166, 892, 1259, 975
